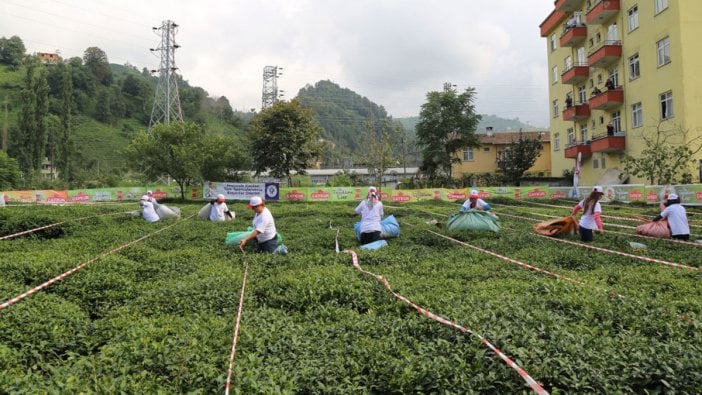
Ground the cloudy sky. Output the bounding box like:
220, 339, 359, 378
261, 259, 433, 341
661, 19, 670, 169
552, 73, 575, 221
1, 0, 555, 126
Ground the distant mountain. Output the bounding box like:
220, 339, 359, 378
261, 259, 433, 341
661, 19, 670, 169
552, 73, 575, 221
396, 114, 543, 137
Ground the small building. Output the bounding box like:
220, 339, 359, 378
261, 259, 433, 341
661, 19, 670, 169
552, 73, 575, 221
37, 52, 61, 64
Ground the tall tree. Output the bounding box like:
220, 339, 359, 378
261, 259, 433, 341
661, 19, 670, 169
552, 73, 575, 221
495, 131, 544, 186
33, 65, 49, 172
57, 63, 73, 181
0, 35, 26, 70
17, 58, 37, 174
623, 122, 702, 185
250, 99, 323, 186
0, 150, 21, 189
83, 47, 112, 86
361, 118, 399, 188
415, 85, 481, 180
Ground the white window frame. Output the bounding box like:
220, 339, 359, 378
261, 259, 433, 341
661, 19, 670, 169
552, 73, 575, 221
578, 85, 587, 103
554, 133, 560, 150
552, 66, 558, 84
567, 128, 575, 145
632, 102, 643, 128
660, 91, 673, 119
550, 33, 557, 51
629, 53, 640, 80
612, 111, 621, 132
657, 36, 671, 66
580, 123, 588, 143
655, 0, 668, 14
463, 147, 474, 161
553, 99, 559, 118
628, 5, 639, 32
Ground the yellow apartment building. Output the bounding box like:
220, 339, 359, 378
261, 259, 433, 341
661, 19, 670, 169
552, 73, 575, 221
452, 130, 552, 177
540, 0, 702, 185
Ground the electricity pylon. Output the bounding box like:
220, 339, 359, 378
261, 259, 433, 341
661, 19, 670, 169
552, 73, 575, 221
148, 20, 183, 131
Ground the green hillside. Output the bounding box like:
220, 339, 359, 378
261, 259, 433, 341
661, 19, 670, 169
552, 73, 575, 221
396, 114, 543, 136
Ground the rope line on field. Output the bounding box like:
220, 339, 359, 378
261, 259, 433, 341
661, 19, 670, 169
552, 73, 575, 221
224, 246, 250, 395
0, 211, 133, 241
342, 249, 549, 395
0, 214, 196, 311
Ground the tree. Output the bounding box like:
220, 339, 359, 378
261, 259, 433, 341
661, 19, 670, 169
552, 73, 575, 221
33, 65, 49, 172
126, 122, 247, 199
17, 58, 37, 174
57, 63, 74, 181
415, 85, 481, 180
0, 35, 26, 69
361, 118, 399, 189
250, 99, 323, 186
0, 150, 21, 189
623, 122, 702, 185
83, 47, 112, 86
496, 131, 544, 186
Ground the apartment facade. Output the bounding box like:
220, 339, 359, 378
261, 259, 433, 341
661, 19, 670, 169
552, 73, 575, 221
452, 131, 551, 177
540, 0, 702, 185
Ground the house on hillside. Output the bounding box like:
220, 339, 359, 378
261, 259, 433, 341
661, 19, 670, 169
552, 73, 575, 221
452, 130, 552, 178
36, 52, 61, 64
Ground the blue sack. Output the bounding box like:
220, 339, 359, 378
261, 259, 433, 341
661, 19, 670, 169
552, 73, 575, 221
354, 215, 401, 241
360, 240, 388, 250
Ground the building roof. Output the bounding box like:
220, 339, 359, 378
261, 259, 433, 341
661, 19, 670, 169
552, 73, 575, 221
479, 131, 550, 145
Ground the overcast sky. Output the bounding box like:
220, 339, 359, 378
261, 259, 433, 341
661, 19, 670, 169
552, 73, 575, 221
1, 0, 555, 127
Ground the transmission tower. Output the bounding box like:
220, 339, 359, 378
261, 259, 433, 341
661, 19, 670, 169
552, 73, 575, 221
261, 65, 284, 110
148, 20, 184, 131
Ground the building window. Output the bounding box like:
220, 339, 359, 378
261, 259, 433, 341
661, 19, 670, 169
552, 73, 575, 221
580, 123, 588, 143
483, 147, 490, 152
595, 32, 601, 43
553, 99, 559, 118
554, 133, 560, 150
608, 67, 619, 87
593, 159, 599, 169
552, 66, 558, 84
463, 147, 474, 161
660, 91, 673, 119
655, 0, 668, 14
629, 53, 640, 80
628, 6, 639, 32
632, 102, 642, 128
567, 128, 575, 145
612, 111, 621, 132
657, 37, 671, 66
564, 56, 573, 71
600, 153, 606, 169
578, 85, 587, 103
550, 34, 557, 51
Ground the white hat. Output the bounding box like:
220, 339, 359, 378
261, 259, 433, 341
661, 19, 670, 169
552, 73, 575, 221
217, 194, 225, 201
247, 196, 263, 208
147, 190, 153, 195
140, 195, 148, 200
592, 186, 604, 193
368, 186, 377, 192
668, 193, 679, 200
470, 190, 479, 198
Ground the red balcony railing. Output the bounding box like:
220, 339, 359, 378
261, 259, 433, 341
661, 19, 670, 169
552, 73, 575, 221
556, 0, 585, 12
560, 25, 587, 47
561, 63, 589, 84
588, 40, 622, 68
586, 0, 620, 24
540, 9, 567, 37
564, 142, 592, 158
591, 131, 626, 152
589, 88, 624, 110
563, 104, 591, 121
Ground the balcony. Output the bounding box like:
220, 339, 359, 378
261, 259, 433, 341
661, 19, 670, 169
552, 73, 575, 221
561, 63, 589, 84
586, 0, 620, 24
560, 25, 587, 47
588, 40, 622, 68
591, 131, 626, 152
556, 0, 585, 12
563, 103, 591, 121
589, 88, 623, 110
540, 9, 567, 37
564, 142, 592, 158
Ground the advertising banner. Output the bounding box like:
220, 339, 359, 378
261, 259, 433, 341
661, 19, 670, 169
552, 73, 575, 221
204, 182, 279, 201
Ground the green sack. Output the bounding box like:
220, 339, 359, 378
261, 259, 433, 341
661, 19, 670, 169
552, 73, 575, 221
225, 231, 250, 246
447, 211, 501, 233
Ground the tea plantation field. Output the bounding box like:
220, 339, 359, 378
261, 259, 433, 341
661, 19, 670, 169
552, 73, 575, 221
1, 199, 701, 393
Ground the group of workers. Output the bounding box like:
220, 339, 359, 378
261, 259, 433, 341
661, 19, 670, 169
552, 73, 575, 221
139, 184, 691, 252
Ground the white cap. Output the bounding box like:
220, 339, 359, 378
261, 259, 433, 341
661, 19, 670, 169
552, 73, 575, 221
368, 186, 377, 192
217, 194, 225, 200
140, 195, 148, 200
147, 190, 153, 194
592, 186, 603, 193
668, 193, 678, 200
248, 196, 263, 208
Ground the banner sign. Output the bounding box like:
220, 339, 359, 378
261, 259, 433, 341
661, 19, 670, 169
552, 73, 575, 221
204, 182, 280, 201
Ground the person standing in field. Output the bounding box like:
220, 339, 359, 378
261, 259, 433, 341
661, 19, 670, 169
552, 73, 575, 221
571, 186, 605, 242
461, 190, 491, 212
355, 186, 384, 245
653, 193, 690, 240
239, 196, 278, 253
139, 195, 160, 223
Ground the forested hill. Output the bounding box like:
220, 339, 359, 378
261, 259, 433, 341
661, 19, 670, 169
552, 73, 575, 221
296, 80, 392, 156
